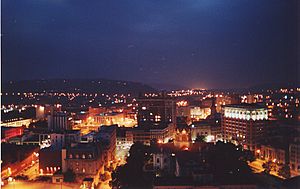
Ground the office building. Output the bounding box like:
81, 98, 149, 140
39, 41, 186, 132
222, 104, 268, 151
137, 93, 176, 127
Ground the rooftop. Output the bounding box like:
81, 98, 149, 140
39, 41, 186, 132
223, 103, 266, 109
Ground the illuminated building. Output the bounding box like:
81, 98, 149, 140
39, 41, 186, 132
116, 127, 133, 151
64, 142, 104, 185
261, 144, 287, 165
137, 93, 176, 128
126, 123, 174, 145
94, 112, 124, 125
0, 118, 32, 127
1, 126, 24, 142
190, 121, 221, 143
39, 130, 81, 149
222, 104, 268, 151
174, 124, 191, 149
190, 106, 211, 121
88, 106, 107, 117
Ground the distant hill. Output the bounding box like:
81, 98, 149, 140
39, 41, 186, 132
148, 82, 188, 91
2, 79, 156, 95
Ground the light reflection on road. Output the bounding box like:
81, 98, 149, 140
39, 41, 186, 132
3, 181, 79, 189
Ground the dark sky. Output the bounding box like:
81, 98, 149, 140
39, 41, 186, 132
2, 0, 299, 89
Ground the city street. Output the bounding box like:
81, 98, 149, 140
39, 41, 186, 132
249, 159, 285, 179
249, 159, 265, 173
1, 152, 39, 179
3, 181, 79, 189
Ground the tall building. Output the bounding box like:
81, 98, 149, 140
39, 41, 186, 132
221, 104, 268, 151
289, 138, 300, 176
48, 112, 69, 131
137, 93, 176, 127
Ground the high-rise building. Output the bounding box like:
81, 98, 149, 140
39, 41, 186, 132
221, 104, 268, 151
48, 112, 69, 131
137, 93, 176, 127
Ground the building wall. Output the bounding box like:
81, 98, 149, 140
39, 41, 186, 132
261, 145, 286, 164
222, 106, 268, 151
137, 97, 176, 127
289, 142, 300, 175
39, 148, 62, 174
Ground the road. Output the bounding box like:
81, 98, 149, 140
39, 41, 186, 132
2, 152, 39, 179
249, 159, 285, 179
249, 159, 265, 173
3, 181, 79, 189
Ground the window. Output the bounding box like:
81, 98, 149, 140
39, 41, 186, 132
157, 158, 160, 163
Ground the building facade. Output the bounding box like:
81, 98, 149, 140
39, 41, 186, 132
137, 94, 176, 128
222, 104, 268, 151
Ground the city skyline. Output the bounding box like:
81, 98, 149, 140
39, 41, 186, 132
2, 0, 298, 89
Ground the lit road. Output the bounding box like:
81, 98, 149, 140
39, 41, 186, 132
2, 152, 39, 179
3, 181, 79, 189
97, 180, 110, 189
19, 161, 39, 180
249, 159, 265, 173
249, 159, 285, 179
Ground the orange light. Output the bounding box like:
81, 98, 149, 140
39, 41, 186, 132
256, 149, 260, 154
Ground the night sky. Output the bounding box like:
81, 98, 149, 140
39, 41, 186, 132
2, 0, 298, 89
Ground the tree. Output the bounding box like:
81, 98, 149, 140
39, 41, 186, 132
241, 150, 255, 162
278, 164, 291, 179
262, 161, 275, 174
206, 141, 254, 183
112, 142, 153, 188
195, 135, 205, 143
64, 169, 76, 182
